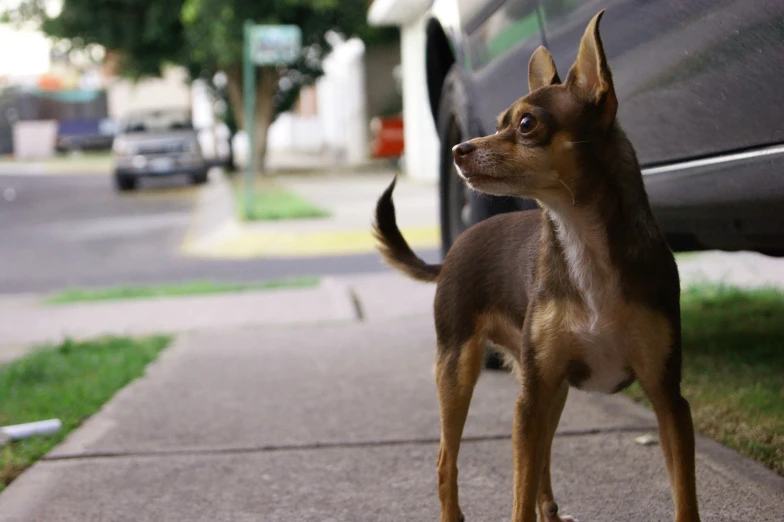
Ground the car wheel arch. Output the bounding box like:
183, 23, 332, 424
425, 18, 455, 123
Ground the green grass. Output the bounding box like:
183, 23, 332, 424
235, 186, 329, 221
45, 277, 320, 304
674, 252, 701, 262
0, 335, 171, 491
625, 285, 784, 475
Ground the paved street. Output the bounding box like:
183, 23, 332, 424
0, 173, 435, 294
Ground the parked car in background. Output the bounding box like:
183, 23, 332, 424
56, 118, 115, 153
425, 0, 784, 257
112, 109, 208, 191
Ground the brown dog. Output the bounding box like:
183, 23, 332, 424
373, 10, 701, 522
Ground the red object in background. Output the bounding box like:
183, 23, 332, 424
37, 75, 63, 91
370, 115, 404, 158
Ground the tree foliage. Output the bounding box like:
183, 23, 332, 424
13, 0, 188, 78
180, 0, 394, 113
9, 0, 396, 168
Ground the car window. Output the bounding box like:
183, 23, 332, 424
121, 110, 193, 134
465, 0, 541, 71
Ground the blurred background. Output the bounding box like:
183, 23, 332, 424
0, 0, 782, 298
0, 0, 425, 294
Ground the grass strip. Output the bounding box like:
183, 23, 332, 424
625, 285, 784, 475
46, 276, 320, 304
0, 335, 171, 491
236, 185, 329, 221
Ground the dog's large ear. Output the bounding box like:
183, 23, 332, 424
528, 46, 560, 92
566, 10, 617, 129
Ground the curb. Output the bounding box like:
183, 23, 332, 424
183, 226, 440, 259
180, 168, 240, 253
613, 394, 784, 496
180, 170, 440, 259
264, 156, 398, 176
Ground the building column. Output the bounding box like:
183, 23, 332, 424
400, 16, 439, 183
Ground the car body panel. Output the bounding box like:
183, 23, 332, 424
425, 0, 784, 253
540, 0, 784, 166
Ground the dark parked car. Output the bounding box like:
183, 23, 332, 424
56, 118, 115, 153
112, 109, 208, 191
426, 0, 784, 257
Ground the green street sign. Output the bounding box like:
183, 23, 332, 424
241, 22, 303, 217
248, 25, 302, 66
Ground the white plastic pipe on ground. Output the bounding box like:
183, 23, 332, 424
0, 419, 62, 445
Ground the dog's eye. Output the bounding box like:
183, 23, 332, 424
519, 114, 537, 134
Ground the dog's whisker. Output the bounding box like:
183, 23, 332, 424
558, 178, 576, 206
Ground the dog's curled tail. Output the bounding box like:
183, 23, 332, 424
373, 177, 441, 283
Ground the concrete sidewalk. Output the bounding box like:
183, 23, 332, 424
0, 279, 357, 362
0, 274, 437, 362
2, 319, 782, 521
1, 271, 784, 521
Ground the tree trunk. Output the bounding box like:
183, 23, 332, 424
254, 67, 278, 173
226, 66, 244, 130
224, 65, 278, 175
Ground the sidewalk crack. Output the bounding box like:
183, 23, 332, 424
348, 287, 364, 321
41, 425, 655, 462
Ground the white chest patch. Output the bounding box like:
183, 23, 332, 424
550, 210, 615, 329
576, 329, 632, 393
548, 207, 632, 393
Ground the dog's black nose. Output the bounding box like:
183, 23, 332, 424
452, 142, 475, 158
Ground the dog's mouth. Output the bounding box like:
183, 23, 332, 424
455, 164, 491, 182
456, 168, 505, 185
464, 173, 498, 184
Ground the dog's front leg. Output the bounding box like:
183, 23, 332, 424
537, 382, 578, 522
512, 372, 562, 522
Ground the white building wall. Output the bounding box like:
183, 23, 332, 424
400, 17, 439, 182
268, 37, 368, 165
107, 66, 191, 120
0, 26, 50, 79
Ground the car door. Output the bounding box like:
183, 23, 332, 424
539, 0, 784, 166
539, 0, 784, 252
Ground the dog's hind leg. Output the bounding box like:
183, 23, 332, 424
631, 325, 701, 522
435, 336, 484, 522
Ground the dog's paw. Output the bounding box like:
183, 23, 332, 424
559, 516, 579, 522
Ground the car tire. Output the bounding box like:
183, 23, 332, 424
436, 66, 510, 370
437, 66, 523, 258
190, 169, 209, 185
438, 67, 475, 259
114, 173, 137, 192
